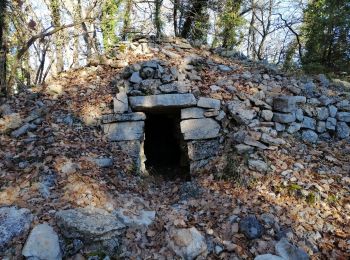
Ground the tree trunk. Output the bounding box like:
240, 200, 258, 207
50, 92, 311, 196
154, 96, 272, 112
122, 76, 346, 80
154, 0, 163, 38
49, 0, 64, 73
180, 0, 205, 39
0, 0, 8, 96
173, 0, 179, 36
122, 0, 133, 41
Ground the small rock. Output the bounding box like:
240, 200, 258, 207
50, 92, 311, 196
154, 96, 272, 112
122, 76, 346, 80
273, 96, 296, 113
11, 123, 37, 138
326, 117, 337, 131
129, 72, 142, 84
113, 92, 128, 113
235, 144, 254, 154
287, 122, 301, 134
248, 160, 268, 173
316, 121, 326, 133
295, 108, 304, 121
255, 254, 284, 260
328, 105, 338, 117
218, 64, 232, 72
239, 215, 264, 240
302, 130, 318, 143
22, 224, 62, 260
261, 110, 273, 121
275, 238, 309, 260
168, 227, 207, 260
316, 107, 329, 120
113, 209, 155, 227
303, 82, 316, 97
260, 133, 285, 146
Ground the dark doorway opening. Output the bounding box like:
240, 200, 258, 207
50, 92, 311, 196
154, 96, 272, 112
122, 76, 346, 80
144, 111, 190, 180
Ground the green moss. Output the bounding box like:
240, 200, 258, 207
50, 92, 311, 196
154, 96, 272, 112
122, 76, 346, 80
306, 192, 316, 204
288, 184, 302, 191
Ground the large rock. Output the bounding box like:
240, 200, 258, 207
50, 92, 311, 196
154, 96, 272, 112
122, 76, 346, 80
275, 238, 309, 260
227, 100, 257, 125
22, 224, 62, 260
113, 92, 129, 113
129, 72, 142, 84
197, 97, 221, 110
129, 94, 197, 111
273, 112, 296, 124
187, 139, 220, 160
101, 112, 146, 124
181, 107, 205, 119
103, 121, 144, 141
239, 215, 264, 240
337, 122, 350, 139
273, 96, 296, 112
248, 159, 268, 173
316, 107, 329, 120
180, 118, 220, 140
56, 207, 125, 242
0, 207, 33, 252
260, 133, 285, 146
326, 117, 337, 131
168, 227, 207, 260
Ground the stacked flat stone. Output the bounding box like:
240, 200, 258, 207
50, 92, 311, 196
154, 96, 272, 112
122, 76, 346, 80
101, 60, 225, 174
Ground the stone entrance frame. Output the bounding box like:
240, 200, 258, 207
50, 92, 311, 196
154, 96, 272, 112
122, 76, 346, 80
101, 93, 224, 175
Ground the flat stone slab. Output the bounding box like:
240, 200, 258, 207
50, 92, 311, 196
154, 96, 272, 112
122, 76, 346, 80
180, 118, 220, 140
101, 112, 146, 124
113, 92, 129, 113
197, 97, 221, 110
103, 121, 144, 141
129, 94, 196, 111
187, 139, 219, 160
181, 107, 205, 119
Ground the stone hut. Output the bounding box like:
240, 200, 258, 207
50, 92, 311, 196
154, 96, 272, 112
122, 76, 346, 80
101, 60, 224, 178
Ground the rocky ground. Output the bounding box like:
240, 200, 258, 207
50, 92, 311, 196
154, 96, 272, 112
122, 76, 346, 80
0, 38, 349, 259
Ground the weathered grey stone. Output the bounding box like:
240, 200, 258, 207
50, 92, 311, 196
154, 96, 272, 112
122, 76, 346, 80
140, 79, 161, 94
180, 119, 220, 140
168, 227, 207, 260
142, 60, 159, 68
56, 207, 125, 242
187, 139, 219, 160
11, 123, 37, 138
317, 121, 326, 133
244, 136, 269, 150
337, 112, 350, 122
113, 92, 128, 113
235, 144, 254, 154
287, 122, 301, 134
218, 64, 232, 72
204, 109, 219, 117
22, 224, 62, 260
273, 96, 297, 112
316, 107, 329, 120
329, 105, 338, 118
260, 133, 286, 146
308, 98, 321, 106
275, 238, 309, 260
129, 94, 197, 111
302, 117, 316, 130
239, 215, 264, 239
248, 160, 268, 172
261, 110, 273, 121
326, 117, 337, 131
0, 207, 33, 252
255, 254, 284, 260
159, 82, 178, 93
318, 95, 333, 106
336, 100, 350, 111
130, 72, 142, 84
113, 209, 155, 227
293, 96, 307, 104
101, 112, 146, 124
227, 100, 257, 125
273, 112, 296, 124
139, 67, 155, 79
337, 122, 350, 139
303, 82, 316, 97
296, 109, 304, 121
275, 122, 286, 132
181, 107, 205, 119
215, 110, 226, 121
88, 157, 113, 168
302, 130, 318, 143
197, 97, 221, 110
103, 121, 144, 141
317, 74, 330, 87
